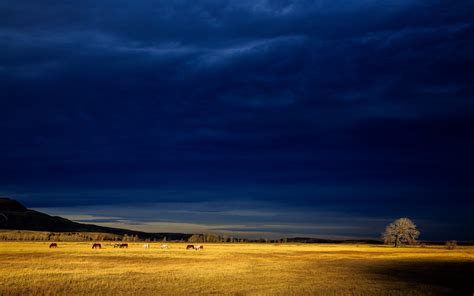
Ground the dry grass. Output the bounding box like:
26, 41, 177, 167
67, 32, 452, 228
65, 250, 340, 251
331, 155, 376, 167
0, 242, 473, 295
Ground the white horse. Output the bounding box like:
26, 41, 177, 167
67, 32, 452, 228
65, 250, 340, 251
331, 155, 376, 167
195, 245, 203, 250
160, 244, 169, 249
143, 244, 149, 249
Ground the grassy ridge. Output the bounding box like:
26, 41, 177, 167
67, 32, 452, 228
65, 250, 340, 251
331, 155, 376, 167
0, 242, 473, 295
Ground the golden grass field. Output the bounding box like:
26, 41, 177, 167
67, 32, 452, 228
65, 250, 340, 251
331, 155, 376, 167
0, 242, 473, 295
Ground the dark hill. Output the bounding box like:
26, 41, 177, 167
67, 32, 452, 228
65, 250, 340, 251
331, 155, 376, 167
0, 198, 27, 211
0, 197, 190, 241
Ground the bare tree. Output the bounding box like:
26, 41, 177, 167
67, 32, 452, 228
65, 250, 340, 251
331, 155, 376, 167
382, 218, 420, 247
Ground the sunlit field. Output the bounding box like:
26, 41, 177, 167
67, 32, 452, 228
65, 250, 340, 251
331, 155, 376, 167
1, 242, 473, 295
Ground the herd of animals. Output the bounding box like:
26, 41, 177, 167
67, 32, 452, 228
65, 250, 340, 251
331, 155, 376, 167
49, 242, 204, 250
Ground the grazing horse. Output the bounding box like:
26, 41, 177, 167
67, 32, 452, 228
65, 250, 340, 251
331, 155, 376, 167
92, 243, 101, 249
186, 244, 195, 250
160, 244, 169, 249
119, 243, 128, 248
143, 244, 149, 249
49, 243, 58, 248
195, 245, 204, 250
113, 243, 121, 248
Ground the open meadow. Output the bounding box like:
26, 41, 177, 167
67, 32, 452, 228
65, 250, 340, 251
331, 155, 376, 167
0, 242, 473, 295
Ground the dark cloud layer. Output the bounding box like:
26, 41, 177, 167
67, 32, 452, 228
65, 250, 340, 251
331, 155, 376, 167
1, 0, 473, 239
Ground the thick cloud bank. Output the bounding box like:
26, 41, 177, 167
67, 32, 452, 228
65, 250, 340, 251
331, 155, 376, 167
1, 0, 473, 239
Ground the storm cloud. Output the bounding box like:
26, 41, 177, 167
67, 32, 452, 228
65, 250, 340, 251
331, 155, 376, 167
1, 0, 473, 239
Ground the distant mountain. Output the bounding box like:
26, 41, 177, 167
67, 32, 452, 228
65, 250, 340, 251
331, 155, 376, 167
0, 197, 191, 241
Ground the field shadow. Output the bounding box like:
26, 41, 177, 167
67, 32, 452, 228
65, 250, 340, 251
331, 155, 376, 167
365, 260, 474, 295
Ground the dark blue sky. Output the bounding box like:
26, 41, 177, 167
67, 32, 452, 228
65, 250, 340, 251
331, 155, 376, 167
1, 0, 473, 240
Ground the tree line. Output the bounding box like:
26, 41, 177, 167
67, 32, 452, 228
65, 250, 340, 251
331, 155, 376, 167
0, 218, 461, 248
0, 230, 123, 241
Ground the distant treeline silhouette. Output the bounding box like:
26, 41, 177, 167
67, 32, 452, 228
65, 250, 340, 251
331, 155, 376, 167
0, 230, 169, 242
0, 230, 124, 241
0, 230, 240, 242
0, 230, 290, 243
188, 233, 249, 243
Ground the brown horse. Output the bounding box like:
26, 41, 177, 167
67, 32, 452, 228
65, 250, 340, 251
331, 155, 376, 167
186, 244, 195, 250
119, 243, 128, 248
92, 243, 101, 249
49, 243, 58, 248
